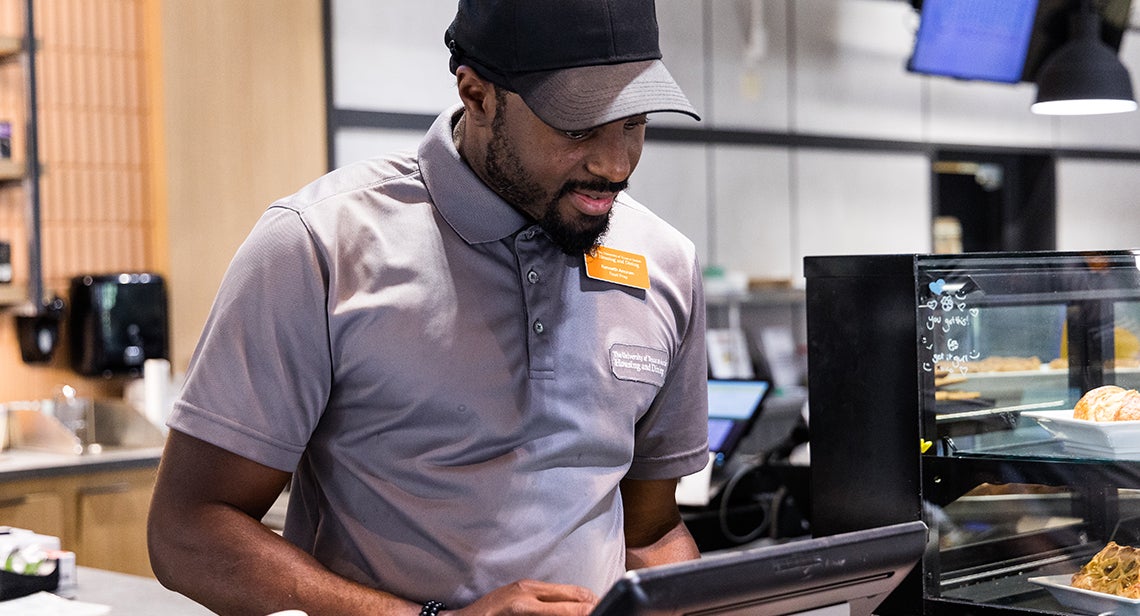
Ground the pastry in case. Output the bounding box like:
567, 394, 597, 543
1072, 542, 1140, 597
1074, 385, 1140, 422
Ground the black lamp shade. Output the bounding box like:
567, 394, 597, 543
1032, 6, 1137, 115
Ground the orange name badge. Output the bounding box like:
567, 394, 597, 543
584, 246, 650, 290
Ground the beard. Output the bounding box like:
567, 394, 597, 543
482, 95, 623, 255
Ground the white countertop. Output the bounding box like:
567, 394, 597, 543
72, 567, 212, 615
0, 567, 213, 615
0, 447, 163, 481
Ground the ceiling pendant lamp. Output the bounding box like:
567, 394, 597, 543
1031, 0, 1138, 115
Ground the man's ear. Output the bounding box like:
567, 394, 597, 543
455, 66, 496, 128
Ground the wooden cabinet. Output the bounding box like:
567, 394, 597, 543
0, 463, 158, 577
0, 489, 65, 539
75, 474, 154, 576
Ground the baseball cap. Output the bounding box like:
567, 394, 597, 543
445, 0, 700, 132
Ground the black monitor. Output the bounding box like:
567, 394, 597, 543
590, 521, 927, 616
906, 0, 1132, 84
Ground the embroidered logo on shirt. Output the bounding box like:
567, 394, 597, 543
610, 343, 669, 386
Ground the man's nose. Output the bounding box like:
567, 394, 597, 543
585, 126, 637, 183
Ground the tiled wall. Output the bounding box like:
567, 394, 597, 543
0, 0, 155, 402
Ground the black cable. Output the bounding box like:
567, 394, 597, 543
717, 455, 772, 545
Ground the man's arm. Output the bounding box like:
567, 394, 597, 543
148, 429, 421, 615
148, 429, 598, 616
619, 478, 700, 570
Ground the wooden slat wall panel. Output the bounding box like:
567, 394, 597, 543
0, 0, 153, 402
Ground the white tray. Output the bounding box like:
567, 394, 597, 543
1029, 573, 1140, 615
1023, 410, 1140, 459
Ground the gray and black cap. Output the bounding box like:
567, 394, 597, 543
445, 0, 701, 132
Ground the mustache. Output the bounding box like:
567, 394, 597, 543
557, 179, 629, 199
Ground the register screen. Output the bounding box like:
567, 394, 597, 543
706, 380, 769, 455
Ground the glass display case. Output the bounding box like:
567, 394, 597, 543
804, 251, 1140, 616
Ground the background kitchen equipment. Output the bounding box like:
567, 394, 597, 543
67, 273, 169, 377
6, 394, 166, 455
15, 297, 64, 364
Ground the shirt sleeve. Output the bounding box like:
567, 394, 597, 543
167, 205, 333, 472
626, 253, 710, 481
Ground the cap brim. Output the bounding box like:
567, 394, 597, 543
512, 59, 700, 132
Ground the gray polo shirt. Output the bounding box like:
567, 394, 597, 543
168, 105, 709, 607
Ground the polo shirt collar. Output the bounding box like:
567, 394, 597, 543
420, 105, 529, 245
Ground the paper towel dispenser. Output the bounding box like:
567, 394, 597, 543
68, 273, 169, 377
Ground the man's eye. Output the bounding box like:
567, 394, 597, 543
624, 117, 649, 130
564, 130, 590, 140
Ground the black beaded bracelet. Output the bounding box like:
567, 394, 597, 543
420, 599, 447, 616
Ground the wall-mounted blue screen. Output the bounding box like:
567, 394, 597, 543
908, 0, 1040, 83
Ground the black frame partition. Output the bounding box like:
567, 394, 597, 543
805, 250, 1140, 615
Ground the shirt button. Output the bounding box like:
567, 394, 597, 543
527, 270, 540, 284
532, 320, 545, 334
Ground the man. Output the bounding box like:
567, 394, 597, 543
147, 1, 708, 614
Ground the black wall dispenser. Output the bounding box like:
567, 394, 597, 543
68, 273, 169, 377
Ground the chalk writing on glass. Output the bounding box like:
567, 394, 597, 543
919, 278, 980, 374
